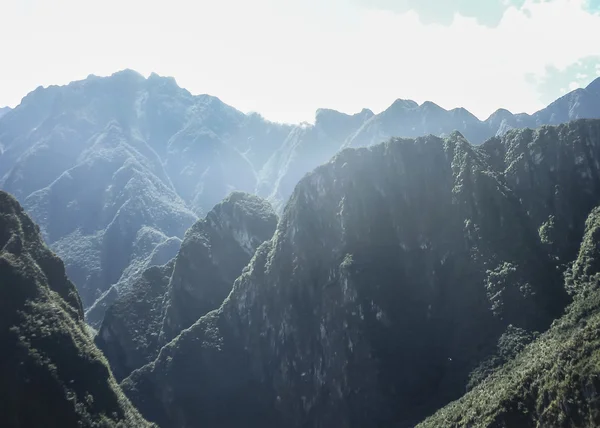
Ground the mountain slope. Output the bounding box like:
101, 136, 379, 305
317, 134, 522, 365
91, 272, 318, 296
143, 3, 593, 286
0, 190, 152, 427
122, 120, 600, 428
95, 192, 277, 381
418, 205, 600, 428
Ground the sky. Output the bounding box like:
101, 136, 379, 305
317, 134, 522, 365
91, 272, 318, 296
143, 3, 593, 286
1, 0, 599, 124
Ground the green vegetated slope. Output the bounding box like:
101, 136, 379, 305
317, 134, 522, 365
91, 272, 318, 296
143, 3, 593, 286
121, 120, 600, 428
419, 205, 600, 428
0, 191, 152, 428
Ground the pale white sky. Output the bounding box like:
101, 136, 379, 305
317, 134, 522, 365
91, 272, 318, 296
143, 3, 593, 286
1, 0, 599, 123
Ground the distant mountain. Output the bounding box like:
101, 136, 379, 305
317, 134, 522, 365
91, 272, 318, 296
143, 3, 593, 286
121, 120, 600, 428
0, 70, 287, 316
0, 106, 10, 119
0, 190, 152, 427
95, 192, 277, 381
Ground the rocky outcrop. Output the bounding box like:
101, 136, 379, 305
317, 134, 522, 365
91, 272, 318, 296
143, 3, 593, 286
0, 190, 152, 427
122, 120, 600, 428
95, 192, 277, 381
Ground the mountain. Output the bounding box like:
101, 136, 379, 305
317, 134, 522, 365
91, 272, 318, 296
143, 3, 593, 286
419, 205, 600, 427
120, 119, 600, 428
0, 70, 287, 319
0, 190, 152, 427
95, 192, 277, 381
0, 106, 10, 119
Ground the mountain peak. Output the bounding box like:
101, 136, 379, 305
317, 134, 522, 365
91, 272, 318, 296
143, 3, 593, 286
388, 98, 419, 111
110, 68, 146, 82
587, 76, 600, 94
360, 107, 374, 117
487, 108, 513, 120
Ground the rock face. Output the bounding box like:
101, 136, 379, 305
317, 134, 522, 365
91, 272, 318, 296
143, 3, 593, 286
0, 190, 152, 427
419, 205, 600, 428
121, 120, 600, 428
95, 192, 277, 381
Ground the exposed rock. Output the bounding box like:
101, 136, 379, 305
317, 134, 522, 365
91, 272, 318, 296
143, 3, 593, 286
0, 190, 152, 427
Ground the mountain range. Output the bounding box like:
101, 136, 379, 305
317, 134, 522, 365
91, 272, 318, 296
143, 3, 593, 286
1, 71, 599, 322
3, 71, 600, 427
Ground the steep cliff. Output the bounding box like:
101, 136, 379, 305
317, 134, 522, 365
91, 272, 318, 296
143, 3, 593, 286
0, 191, 152, 427
122, 120, 600, 428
